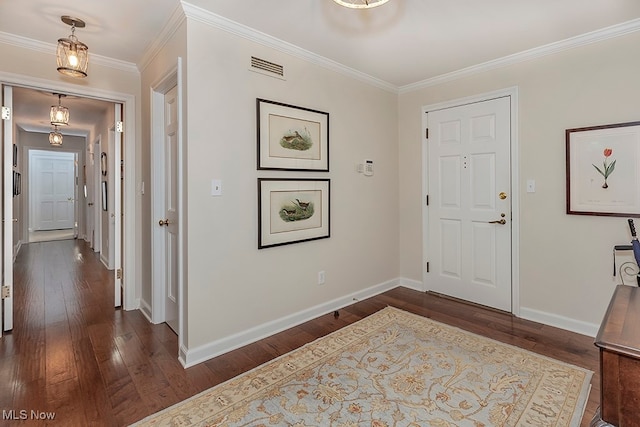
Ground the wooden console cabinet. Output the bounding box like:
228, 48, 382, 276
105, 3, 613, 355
592, 285, 640, 427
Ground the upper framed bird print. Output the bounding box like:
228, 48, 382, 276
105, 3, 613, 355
257, 98, 329, 171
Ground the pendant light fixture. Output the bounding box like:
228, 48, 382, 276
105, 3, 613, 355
332, 0, 390, 9
50, 94, 69, 126
49, 126, 63, 146
56, 16, 89, 78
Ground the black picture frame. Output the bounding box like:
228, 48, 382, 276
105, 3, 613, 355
101, 152, 107, 176
102, 181, 108, 211
258, 178, 330, 249
566, 121, 640, 217
257, 98, 329, 171
12, 144, 17, 167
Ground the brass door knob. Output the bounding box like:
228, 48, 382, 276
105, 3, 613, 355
499, 192, 508, 200
488, 219, 507, 225
158, 219, 170, 226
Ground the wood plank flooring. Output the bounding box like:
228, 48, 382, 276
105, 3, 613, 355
0, 239, 600, 426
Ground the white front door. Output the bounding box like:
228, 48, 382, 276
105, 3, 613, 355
425, 96, 512, 311
2, 84, 13, 333
31, 151, 75, 231
163, 85, 179, 333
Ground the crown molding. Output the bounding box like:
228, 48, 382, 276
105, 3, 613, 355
138, 3, 187, 73
399, 18, 640, 94
0, 31, 139, 74
180, 1, 398, 94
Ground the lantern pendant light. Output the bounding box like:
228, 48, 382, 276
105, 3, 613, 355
49, 125, 63, 146
332, 0, 390, 9
50, 94, 69, 126
56, 16, 89, 78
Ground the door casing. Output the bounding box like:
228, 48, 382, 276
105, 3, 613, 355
421, 87, 520, 316
150, 59, 186, 363
0, 71, 139, 312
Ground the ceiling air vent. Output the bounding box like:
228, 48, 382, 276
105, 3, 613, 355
250, 56, 285, 80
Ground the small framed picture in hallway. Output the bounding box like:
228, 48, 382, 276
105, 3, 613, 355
102, 181, 108, 211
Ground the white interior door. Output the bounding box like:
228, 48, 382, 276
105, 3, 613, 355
2, 84, 13, 333
425, 96, 512, 311
163, 85, 179, 333
31, 151, 75, 231
113, 105, 122, 308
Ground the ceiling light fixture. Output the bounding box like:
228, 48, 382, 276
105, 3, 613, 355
332, 0, 390, 9
49, 126, 63, 146
50, 94, 69, 126
56, 16, 89, 78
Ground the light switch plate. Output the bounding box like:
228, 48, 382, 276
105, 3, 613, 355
526, 179, 535, 193
211, 179, 222, 196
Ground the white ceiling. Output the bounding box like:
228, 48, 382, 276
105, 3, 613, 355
3, 0, 640, 136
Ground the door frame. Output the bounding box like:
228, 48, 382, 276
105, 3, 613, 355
0, 71, 139, 311
421, 86, 521, 316
150, 60, 185, 357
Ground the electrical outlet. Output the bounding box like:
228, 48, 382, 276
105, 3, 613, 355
318, 271, 326, 285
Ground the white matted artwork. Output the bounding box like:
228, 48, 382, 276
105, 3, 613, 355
566, 121, 640, 217
257, 99, 329, 171
258, 178, 330, 249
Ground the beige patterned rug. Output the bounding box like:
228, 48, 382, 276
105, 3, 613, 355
133, 307, 592, 427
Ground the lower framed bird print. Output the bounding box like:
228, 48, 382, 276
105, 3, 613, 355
258, 178, 330, 249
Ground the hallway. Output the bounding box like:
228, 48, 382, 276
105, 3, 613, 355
0, 239, 182, 425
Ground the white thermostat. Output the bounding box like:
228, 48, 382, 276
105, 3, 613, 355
364, 159, 374, 176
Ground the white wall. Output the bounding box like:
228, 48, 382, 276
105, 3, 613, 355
399, 31, 640, 330
183, 20, 399, 351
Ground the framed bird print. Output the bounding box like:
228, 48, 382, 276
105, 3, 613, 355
258, 178, 330, 249
257, 98, 329, 171
566, 121, 640, 217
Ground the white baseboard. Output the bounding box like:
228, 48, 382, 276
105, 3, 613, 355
139, 299, 153, 322
398, 277, 424, 292
181, 278, 400, 368
519, 306, 600, 337
174, 276, 600, 368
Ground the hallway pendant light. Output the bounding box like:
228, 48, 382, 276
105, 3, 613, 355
50, 94, 69, 126
49, 126, 63, 146
332, 0, 390, 9
56, 16, 89, 78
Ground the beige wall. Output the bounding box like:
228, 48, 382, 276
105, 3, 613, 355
399, 31, 640, 328
183, 20, 399, 349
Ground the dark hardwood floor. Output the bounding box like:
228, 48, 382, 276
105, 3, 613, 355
0, 239, 600, 426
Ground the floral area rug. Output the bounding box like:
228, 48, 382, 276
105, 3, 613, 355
132, 306, 592, 427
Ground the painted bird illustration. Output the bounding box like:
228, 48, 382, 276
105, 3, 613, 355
282, 131, 303, 144
295, 199, 310, 210
281, 207, 297, 216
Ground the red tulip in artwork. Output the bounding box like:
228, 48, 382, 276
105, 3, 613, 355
593, 148, 616, 188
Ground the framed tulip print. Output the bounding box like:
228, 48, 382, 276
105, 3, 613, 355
257, 98, 329, 171
258, 178, 330, 249
566, 121, 640, 217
